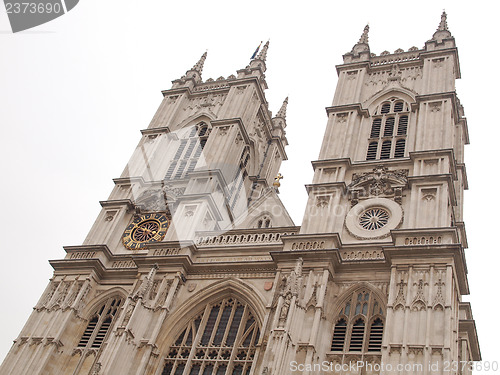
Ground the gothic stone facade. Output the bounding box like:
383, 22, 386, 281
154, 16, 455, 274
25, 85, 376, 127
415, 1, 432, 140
0, 13, 480, 375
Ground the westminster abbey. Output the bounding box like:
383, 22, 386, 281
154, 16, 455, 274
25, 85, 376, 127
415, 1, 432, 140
0, 12, 480, 375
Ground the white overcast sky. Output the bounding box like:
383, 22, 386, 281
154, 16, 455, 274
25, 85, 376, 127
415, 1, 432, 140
0, 0, 498, 368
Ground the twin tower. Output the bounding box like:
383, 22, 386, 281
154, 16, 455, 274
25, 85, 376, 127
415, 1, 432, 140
1, 12, 480, 375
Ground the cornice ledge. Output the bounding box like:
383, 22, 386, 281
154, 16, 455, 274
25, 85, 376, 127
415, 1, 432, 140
311, 158, 352, 170
335, 61, 371, 75
458, 319, 481, 361
414, 91, 457, 103
456, 163, 468, 190
141, 126, 171, 136
390, 227, 460, 247
64, 244, 112, 257
161, 86, 191, 98
49, 258, 106, 279
304, 182, 347, 195
280, 232, 342, 252
113, 176, 146, 186
325, 103, 369, 118
99, 199, 135, 211
454, 221, 468, 249
132, 254, 193, 272
270, 249, 339, 274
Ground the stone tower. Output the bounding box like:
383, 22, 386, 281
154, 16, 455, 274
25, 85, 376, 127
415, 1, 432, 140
0, 13, 479, 375
293, 12, 480, 373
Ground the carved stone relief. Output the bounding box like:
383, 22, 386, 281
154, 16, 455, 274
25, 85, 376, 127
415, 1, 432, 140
348, 166, 408, 204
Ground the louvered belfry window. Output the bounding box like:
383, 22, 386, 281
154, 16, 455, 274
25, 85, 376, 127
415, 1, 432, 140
78, 297, 122, 349
162, 298, 259, 375
366, 99, 409, 160
165, 122, 209, 180
331, 290, 384, 353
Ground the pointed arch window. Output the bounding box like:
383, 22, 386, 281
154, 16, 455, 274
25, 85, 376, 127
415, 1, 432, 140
368, 318, 384, 351
397, 115, 408, 135
366, 99, 409, 160
256, 216, 271, 229
330, 289, 384, 354
394, 101, 404, 112
394, 139, 406, 158
380, 140, 391, 159
162, 297, 260, 375
370, 119, 382, 138
366, 142, 378, 160
383, 117, 395, 137
165, 123, 210, 180
229, 149, 250, 211
78, 297, 123, 349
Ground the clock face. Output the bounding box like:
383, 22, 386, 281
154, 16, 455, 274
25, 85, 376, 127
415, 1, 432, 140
122, 213, 169, 250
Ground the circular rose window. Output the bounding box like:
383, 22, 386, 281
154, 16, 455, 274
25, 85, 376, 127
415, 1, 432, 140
359, 207, 390, 230
345, 198, 403, 239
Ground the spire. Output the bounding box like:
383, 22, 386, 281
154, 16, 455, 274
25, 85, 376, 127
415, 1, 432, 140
349, 24, 370, 56
437, 10, 448, 31
256, 40, 269, 62
276, 97, 288, 119
358, 24, 369, 44
430, 10, 452, 43
191, 51, 207, 74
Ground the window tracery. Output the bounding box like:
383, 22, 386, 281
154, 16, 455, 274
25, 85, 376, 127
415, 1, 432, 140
162, 297, 260, 375
229, 149, 250, 211
331, 289, 384, 353
366, 99, 408, 160
77, 296, 123, 349
256, 215, 271, 229
166, 122, 210, 180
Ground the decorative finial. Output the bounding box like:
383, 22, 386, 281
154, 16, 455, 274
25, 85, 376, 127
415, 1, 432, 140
358, 24, 369, 44
431, 10, 452, 42
256, 40, 270, 62
191, 51, 207, 74
438, 10, 448, 31
273, 173, 283, 188
276, 97, 288, 119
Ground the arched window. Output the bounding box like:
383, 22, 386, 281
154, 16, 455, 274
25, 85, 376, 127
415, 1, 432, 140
78, 297, 123, 349
383, 117, 394, 137
394, 101, 404, 112
256, 216, 272, 229
229, 150, 250, 211
331, 318, 347, 351
366, 142, 378, 160
366, 99, 409, 160
397, 115, 408, 135
380, 103, 391, 114
370, 119, 381, 138
165, 123, 210, 180
330, 289, 384, 354
197, 122, 209, 137
368, 318, 384, 351
394, 139, 406, 158
349, 319, 365, 351
162, 298, 260, 375
380, 140, 391, 159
